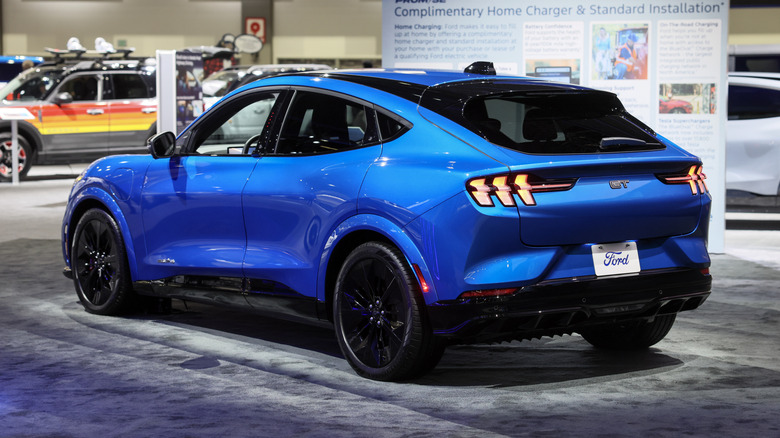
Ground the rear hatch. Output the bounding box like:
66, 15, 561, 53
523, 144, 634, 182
505, 156, 706, 246
424, 80, 709, 246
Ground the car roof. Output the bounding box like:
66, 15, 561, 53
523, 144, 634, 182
728, 72, 780, 88
235, 68, 599, 109
728, 72, 780, 80
314, 68, 531, 87
309, 69, 593, 102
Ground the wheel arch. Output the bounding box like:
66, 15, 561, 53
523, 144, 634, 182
0, 120, 43, 161
64, 187, 140, 281
318, 214, 439, 322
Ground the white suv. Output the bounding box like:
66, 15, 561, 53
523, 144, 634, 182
727, 72, 780, 196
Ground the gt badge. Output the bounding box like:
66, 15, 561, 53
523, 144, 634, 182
609, 179, 629, 189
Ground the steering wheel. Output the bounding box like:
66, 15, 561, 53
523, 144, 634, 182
242, 133, 264, 155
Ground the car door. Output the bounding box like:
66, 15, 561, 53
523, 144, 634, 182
242, 89, 382, 311
139, 89, 284, 282
38, 72, 109, 160
106, 72, 157, 154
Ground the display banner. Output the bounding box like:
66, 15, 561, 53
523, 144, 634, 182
175, 52, 205, 134
382, 0, 728, 253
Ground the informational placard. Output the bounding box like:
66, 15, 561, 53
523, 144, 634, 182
175, 51, 205, 134
383, 0, 728, 253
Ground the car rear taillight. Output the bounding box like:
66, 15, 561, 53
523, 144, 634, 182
467, 173, 577, 207
657, 165, 708, 195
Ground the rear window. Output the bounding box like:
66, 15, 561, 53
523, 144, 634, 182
422, 81, 663, 154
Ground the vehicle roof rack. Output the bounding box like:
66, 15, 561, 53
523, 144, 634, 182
44, 46, 136, 63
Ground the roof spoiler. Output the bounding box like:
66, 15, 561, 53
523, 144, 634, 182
464, 61, 496, 76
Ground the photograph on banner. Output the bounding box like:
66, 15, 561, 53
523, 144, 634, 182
524, 59, 580, 84
522, 21, 582, 81
659, 83, 717, 115
590, 22, 649, 80
175, 51, 204, 134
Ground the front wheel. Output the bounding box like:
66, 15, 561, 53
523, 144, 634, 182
0, 134, 33, 181
579, 314, 677, 350
71, 209, 135, 315
333, 241, 442, 381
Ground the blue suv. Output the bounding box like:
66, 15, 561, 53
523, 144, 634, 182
62, 64, 712, 381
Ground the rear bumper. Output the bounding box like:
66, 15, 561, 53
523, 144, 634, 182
427, 268, 711, 344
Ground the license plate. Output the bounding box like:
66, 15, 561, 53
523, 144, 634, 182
591, 241, 641, 277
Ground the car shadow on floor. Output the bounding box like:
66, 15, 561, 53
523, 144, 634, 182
419, 344, 683, 387
133, 300, 684, 388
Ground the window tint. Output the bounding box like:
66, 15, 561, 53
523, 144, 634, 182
193, 92, 280, 155
377, 111, 409, 141
111, 73, 150, 99
59, 75, 99, 101
276, 91, 378, 155
462, 92, 662, 154
728, 84, 780, 120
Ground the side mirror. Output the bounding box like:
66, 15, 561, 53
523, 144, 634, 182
147, 131, 176, 159
53, 92, 73, 105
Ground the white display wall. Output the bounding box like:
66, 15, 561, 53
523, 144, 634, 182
383, 0, 728, 253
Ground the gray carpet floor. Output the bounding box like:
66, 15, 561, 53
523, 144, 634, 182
1, 238, 779, 437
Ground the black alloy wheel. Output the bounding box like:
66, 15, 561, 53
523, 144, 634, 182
0, 135, 32, 181
333, 241, 443, 381
71, 209, 135, 315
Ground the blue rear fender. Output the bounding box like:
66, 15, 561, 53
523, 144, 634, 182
317, 214, 441, 306
405, 191, 562, 301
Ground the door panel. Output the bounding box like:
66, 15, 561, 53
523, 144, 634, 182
39, 101, 110, 157
242, 147, 380, 299
107, 73, 157, 153
140, 155, 259, 280
108, 98, 156, 153
39, 73, 109, 159
138, 88, 284, 281
243, 89, 382, 300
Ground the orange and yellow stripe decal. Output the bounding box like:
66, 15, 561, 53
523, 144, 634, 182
21, 101, 156, 135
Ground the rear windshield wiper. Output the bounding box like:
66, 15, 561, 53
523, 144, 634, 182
600, 137, 649, 150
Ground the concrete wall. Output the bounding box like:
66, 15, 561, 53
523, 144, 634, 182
2, 0, 241, 56
1, 1, 779, 60
272, 0, 380, 65
729, 7, 780, 45
1, 0, 381, 65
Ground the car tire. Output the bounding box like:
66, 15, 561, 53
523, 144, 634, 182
71, 209, 136, 315
333, 241, 442, 381
579, 314, 677, 350
0, 133, 33, 181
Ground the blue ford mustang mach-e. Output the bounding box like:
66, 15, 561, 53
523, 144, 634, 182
62, 63, 712, 381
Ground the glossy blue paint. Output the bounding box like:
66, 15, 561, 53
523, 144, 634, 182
243, 146, 382, 298
317, 213, 442, 304
140, 155, 258, 279
62, 68, 712, 328
62, 180, 141, 280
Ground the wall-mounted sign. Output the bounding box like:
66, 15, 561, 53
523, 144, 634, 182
246, 17, 267, 43
382, 0, 729, 252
